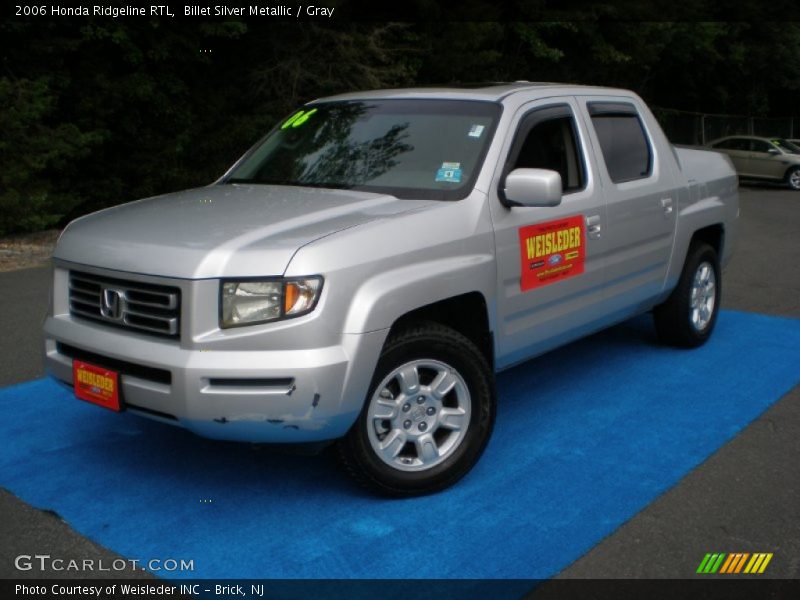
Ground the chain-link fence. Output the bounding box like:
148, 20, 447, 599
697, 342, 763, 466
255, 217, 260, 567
652, 107, 797, 146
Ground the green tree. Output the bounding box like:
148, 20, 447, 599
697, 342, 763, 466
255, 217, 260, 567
3, 8, 800, 235
0, 76, 100, 234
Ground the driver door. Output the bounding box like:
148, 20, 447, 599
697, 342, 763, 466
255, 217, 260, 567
746, 139, 786, 180
489, 99, 608, 369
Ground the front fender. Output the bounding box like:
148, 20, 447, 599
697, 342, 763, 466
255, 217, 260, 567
342, 254, 496, 334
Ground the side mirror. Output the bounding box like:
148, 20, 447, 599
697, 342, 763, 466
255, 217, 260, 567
503, 168, 562, 207
767, 147, 780, 155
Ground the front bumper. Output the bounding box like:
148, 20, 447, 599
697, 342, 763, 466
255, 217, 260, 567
44, 313, 386, 444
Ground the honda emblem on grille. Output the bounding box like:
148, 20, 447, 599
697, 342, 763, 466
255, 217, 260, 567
100, 288, 124, 320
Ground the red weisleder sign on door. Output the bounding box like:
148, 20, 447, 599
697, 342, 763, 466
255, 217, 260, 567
518, 215, 585, 292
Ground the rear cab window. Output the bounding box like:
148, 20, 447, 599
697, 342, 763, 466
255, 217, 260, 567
587, 102, 653, 184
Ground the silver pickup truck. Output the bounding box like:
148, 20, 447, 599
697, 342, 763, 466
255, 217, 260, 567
44, 83, 738, 496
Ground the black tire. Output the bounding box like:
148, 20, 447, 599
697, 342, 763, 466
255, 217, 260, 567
653, 242, 721, 348
337, 321, 496, 497
786, 166, 800, 191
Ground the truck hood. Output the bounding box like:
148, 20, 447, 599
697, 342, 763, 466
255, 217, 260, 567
55, 184, 433, 279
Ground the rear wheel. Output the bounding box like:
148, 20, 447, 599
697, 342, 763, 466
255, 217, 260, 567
786, 167, 800, 190
338, 321, 495, 497
653, 242, 721, 348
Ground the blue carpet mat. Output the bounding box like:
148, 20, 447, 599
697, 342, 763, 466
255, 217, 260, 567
1, 310, 798, 580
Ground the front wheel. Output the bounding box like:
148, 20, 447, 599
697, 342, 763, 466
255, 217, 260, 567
786, 167, 800, 191
337, 321, 496, 497
653, 242, 721, 348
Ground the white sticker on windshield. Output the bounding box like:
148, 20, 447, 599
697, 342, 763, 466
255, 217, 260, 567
436, 162, 462, 183
468, 124, 485, 138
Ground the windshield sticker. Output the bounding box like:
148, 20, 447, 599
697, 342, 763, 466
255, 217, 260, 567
435, 162, 462, 183
281, 108, 318, 129
518, 215, 585, 291
468, 124, 485, 138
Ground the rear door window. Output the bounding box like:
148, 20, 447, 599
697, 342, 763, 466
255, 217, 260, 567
588, 102, 652, 183
730, 139, 750, 151
714, 138, 747, 150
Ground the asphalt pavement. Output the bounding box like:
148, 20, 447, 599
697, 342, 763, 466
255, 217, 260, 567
0, 186, 798, 581
560, 186, 800, 579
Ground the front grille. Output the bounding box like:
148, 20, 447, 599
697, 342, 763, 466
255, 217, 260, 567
68, 271, 181, 338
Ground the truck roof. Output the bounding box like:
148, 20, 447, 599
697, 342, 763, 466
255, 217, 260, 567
316, 82, 634, 103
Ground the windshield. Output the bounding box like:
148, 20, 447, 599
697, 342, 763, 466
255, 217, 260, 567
224, 99, 501, 200
771, 139, 800, 154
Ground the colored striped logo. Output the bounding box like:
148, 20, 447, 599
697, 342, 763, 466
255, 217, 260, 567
696, 552, 773, 574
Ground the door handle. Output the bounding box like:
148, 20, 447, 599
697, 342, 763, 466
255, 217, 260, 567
660, 198, 673, 215
586, 215, 602, 239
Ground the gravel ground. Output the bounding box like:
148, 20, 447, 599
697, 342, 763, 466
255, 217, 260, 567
0, 230, 60, 272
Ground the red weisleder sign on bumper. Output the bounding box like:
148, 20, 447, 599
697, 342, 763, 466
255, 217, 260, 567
518, 215, 585, 291
73, 360, 121, 411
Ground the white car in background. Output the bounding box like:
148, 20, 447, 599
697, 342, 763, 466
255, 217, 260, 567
708, 135, 800, 190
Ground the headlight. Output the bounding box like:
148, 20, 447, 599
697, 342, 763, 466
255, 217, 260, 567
220, 277, 322, 328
